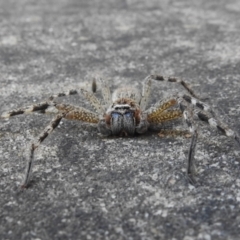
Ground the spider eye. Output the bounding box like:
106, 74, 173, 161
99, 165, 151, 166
113, 105, 130, 111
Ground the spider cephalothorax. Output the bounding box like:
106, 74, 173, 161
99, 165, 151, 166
1, 74, 239, 188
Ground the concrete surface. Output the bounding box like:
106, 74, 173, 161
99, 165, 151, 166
1, 0, 240, 239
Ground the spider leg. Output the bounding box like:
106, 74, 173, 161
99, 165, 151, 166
22, 113, 65, 188
48, 86, 106, 116
21, 103, 99, 188
186, 130, 198, 184
158, 129, 191, 138
1, 85, 103, 118
55, 103, 99, 123
80, 88, 105, 115
1, 101, 53, 118
0, 88, 80, 118
180, 104, 199, 182
48, 78, 98, 101
179, 97, 240, 178
177, 93, 240, 146
140, 75, 152, 110
146, 97, 198, 182
92, 78, 97, 93
149, 74, 201, 99
146, 98, 181, 122
48, 79, 99, 101
195, 109, 240, 147
179, 94, 218, 118
148, 109, 182, 124
48, 89, 79, 101
97, 77, 111, 107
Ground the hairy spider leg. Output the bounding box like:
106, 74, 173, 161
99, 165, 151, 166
146, 98, 181, 122
80, 88, 105, 115
0, 88, 81, 118
92, 78, 97, 93
146, 85, 240, 182
48, 89, 79, 101
139, 76, 152, 111
172, 98, 199, 183
1, 101, 53, 118
158, 129, 191, 138
97, 77, 111, 107
140, 73, 207, 114
1, 79, 101, 118
48, 78, 98, 101
177, 94, 240, 146
146, 97, 197, 181
22, 113, 65, 188
55, 103, 99, 123
150, 74, 201, 99
178, 96, 240, 179
195, 109, 240, 147
148, 109, 183, 123
21, 103, 99, 188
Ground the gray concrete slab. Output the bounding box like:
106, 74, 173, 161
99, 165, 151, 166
1, 0, 240, 239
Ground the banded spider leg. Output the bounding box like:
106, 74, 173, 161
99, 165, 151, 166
1, 86, 101, 188
145, 74, 240, 182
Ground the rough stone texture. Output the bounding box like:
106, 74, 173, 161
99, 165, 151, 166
1, 0, 240, 239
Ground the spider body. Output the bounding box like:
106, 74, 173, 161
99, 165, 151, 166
1, 74, 239, 188
101, 88, 142, 136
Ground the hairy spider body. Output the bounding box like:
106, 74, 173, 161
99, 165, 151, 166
106, 103, 138, 136
1, 74, 239, 188
101, 90, 142, 136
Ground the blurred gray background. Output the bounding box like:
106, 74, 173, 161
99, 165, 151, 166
1, 0, 240, 239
